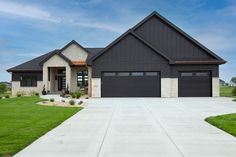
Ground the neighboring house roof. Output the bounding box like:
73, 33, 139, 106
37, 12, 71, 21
7, 44, 103, 72
88, 11, 226, 65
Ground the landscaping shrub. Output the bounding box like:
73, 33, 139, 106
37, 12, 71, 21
35, 93, 39, 96
61, 99, 65, 103
232, 87, 236, 96
49, 98, 55, 102
0, 96, 2, 99
76, 92, 81, 99
78, 101, 83, 105
5, 95, 10, 98
16, 91, 26, 97
71, 93, 76, 99
69, 100, 75, 105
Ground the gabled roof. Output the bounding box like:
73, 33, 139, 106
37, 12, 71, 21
88, 11, 226, 65
7, 44, 103, 72
132, 11, 226, 63
87, 29, 174, 65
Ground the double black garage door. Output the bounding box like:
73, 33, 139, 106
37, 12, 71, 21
101, 71, 161, 97
101, 71, 212, 97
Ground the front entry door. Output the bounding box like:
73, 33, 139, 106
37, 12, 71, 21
58, 76, 66, 91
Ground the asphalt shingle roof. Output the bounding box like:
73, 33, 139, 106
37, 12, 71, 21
7, 48, 103, 72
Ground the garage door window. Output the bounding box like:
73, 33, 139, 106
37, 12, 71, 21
117, 72, 129, 76
181, 72, 193, 76
131, 72, 144, 76
145, 72, 158, 76
196, 72, 208, 76
103, 72, 116, 76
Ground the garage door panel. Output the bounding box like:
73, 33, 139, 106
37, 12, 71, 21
101, 72, 160, 97
179, 71, 212, 97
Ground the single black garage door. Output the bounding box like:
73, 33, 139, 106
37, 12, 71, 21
178, 71, 212, 97
101, 71, 160, 97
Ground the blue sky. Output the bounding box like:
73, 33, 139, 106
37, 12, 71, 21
0, 0, 235, 82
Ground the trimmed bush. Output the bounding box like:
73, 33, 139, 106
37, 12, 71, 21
49, 98, 55, 102
16, 91, 26, 97
5, 95, 10, 98
232, 87, 236, 96
0, 96, 2, 99
35, 93, 39, 96
61, 99, 65, 103
71, 93, 76, 99
78, 101, 83, 105
76, 92, 81, 99
69, 100, 75, 105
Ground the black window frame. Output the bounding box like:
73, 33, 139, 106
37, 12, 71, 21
20, 75, 37, 87
77, 70, 88, 87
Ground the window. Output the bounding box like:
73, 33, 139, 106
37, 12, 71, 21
20, 76, 37, 87
181, 72, 193, 77
117, 72, 129, 76
103, 72, 116, 76
196, 72, 208, 76
131, 72, 144, 76
145, 72, 158, 76
77, 70, 88, 87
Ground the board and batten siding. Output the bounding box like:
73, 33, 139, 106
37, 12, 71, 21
12, 72, 43, 81
92, 34, 170, 78
134, 16, 214, 61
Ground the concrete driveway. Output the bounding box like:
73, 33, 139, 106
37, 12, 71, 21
15, 98, 236, 157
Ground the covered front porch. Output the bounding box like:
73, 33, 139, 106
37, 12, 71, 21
44, 66, 89, 94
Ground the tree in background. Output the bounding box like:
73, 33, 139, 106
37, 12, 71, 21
0, 83, 7, 93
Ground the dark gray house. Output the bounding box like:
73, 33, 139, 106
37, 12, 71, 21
7, 11, 226, 97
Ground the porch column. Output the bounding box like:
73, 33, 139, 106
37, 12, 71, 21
66, 66, 71, 92
88, 66, 92, 97
43, 66, 49, 92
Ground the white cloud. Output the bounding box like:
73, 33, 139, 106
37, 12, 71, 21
0, 1, 61, 22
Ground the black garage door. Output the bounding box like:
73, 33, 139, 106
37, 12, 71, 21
178, 71, 212, 97
101, 72, 160, 97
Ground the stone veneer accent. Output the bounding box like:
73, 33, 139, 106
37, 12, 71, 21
161, 78, 178, 97
212, 77, 220, 97
11, 81, 44, 96
91, 78, 101, 97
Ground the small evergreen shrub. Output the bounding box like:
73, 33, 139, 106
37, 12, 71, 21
61, 99, 65, 103
35, 93, 39, 96
17, 94, 21, 97
0, 96, 2, 99
49, 98, 55, 102
78, 101, 83, 105
71, 93, 76, 99
5, 95, 10, 98
69, 100, 75, 105
16, 91, 26, 97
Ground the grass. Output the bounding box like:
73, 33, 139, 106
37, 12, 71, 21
220, 86, 235, 97
206, 113, 236, 137
0, 96, 82, 156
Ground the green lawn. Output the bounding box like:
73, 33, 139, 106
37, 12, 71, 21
0, 97, 82, 156
220, 86, 235, 97
206, 113, 236, 137
0, 91, 11, 97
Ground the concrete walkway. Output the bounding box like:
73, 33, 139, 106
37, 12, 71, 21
15, 98, 236, 157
